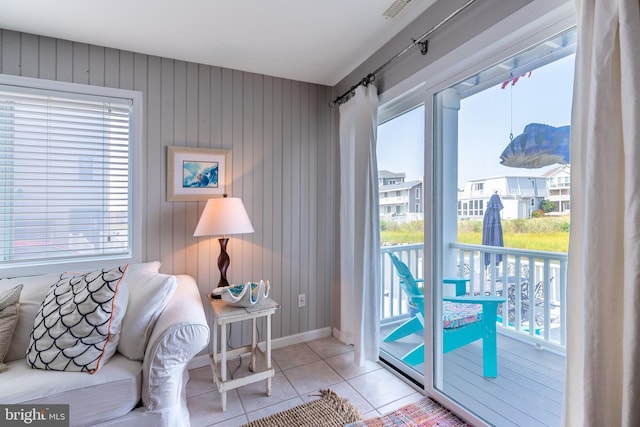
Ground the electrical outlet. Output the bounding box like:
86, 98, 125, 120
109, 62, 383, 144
298, 293, 306, 307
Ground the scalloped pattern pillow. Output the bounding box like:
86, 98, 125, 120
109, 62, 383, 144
0, 284, 23, 373
26, 265, 128, 374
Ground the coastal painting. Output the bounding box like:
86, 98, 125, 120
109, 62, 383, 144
167, 147, 231, 201
182, 161, 218, 188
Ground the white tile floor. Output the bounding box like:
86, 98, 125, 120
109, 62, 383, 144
186, 336, 425, 427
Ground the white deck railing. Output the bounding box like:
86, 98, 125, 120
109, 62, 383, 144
380, 243, 567, 353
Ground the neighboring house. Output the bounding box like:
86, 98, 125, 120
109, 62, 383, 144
379, 172, 423, 221
457, 176, 549, 220
544, 165, 571, 213
378, 170, 406, 186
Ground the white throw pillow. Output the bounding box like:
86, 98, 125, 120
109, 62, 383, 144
127, 261, 162, 273
26, 265, 128, 374
117, 269, 178, 360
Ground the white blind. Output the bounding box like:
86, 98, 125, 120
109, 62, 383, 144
0, 85, 133, 265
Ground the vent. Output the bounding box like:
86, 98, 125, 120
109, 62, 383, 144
383, 0, 413, 19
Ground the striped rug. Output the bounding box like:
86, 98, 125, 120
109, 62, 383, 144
347, 397, 471, 427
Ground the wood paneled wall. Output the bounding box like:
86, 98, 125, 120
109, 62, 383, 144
0, 29, 338, 348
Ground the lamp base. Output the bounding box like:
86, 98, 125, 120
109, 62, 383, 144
212, 237, 231, 300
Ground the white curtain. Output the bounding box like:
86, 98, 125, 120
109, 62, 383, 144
338, 84, 381, 366
565, 1, 640, 426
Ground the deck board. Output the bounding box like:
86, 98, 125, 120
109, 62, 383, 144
380, 323, 565, 426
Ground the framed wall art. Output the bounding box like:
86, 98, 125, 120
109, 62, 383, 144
167, 146, 232, 202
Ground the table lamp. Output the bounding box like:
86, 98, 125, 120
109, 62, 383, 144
194, 196, 254, 296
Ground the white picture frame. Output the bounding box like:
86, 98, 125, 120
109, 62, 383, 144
167, 146, 232, 202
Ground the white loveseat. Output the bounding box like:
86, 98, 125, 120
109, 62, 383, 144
0, 263, 209, 427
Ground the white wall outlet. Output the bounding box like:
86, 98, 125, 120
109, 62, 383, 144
298, 293, 306, 307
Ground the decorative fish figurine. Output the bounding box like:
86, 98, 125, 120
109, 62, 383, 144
500, 123, 570, 168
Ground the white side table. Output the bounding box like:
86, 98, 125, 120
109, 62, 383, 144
208, 297, 279, 411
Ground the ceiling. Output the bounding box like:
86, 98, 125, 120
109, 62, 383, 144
0, 0, 437, 86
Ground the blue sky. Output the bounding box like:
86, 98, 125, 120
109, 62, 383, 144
377, 54, 575, 185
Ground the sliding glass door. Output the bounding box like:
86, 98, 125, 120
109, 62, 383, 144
377, 103, 425, 384
375, 17, 575, 425
431, 29, 574, 426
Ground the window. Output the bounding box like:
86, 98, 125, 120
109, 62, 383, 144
415, 187, 421, 200
0, 75, 141, 272
473, 182, 484, 191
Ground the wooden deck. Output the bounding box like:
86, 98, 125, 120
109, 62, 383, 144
380, 322, 565, 427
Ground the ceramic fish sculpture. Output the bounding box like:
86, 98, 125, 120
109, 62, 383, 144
500, 123, 570, 168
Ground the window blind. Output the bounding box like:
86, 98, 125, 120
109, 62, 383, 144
0, 85, 133, 265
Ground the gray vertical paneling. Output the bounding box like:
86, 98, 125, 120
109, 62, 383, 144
271, 77, 284, 338
196, 65, 213, 296
104, 48, 119, 88
260, 75, 273, 342
1, 30, 20, 75
281, 79, 292, 338
185, 62, 199, 278
291, 81, 302, 335
38, 37, 56, 80
298, 82, 310, 332
308, 85, 319, 330
20, 33, 39, 78
146, 55, 163, 264
160, 58, 175, 271
252, 74, 264, 286
119, 50, 134, 90
172, 60, 187, 275
133, 53, 148, 259
195, 64, 213, 335
231, 69, 244, 289
88, 45, 105, 86
55, 39, 72, 82
238, 71, 253, 344
0, 29, 337, 347
72, 43, 89, 84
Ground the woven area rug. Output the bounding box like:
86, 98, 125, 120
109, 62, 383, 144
346, 397, 470, 427
242, 389, 363, 427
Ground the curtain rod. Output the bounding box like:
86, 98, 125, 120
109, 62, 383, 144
329, 0, 476, 108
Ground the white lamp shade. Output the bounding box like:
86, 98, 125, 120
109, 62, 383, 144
194, 197, 254, 237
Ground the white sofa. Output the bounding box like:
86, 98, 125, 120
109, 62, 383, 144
0, 264, 210, 427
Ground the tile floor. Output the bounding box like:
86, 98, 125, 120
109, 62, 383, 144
186, 336, 425, 427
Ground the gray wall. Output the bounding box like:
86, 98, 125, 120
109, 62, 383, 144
0, 29, 338, 348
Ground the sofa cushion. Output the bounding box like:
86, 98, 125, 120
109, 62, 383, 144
26, 265, 128, 373
118, 269, 178, 360
0, 354, 142, 427
0, 284, 23, 373
442, 301, 483, 329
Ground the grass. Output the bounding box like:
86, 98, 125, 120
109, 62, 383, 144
457, 231, 568, 253
381, 217, 569, 253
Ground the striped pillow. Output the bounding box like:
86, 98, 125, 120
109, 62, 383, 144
0, 284, 23, 373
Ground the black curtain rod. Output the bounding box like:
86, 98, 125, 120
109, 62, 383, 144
329, 0, 476, 108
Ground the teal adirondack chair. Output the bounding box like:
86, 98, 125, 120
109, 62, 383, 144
384, 253, 505, 377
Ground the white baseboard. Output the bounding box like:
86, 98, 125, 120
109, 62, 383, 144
187, 326, 333, 370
